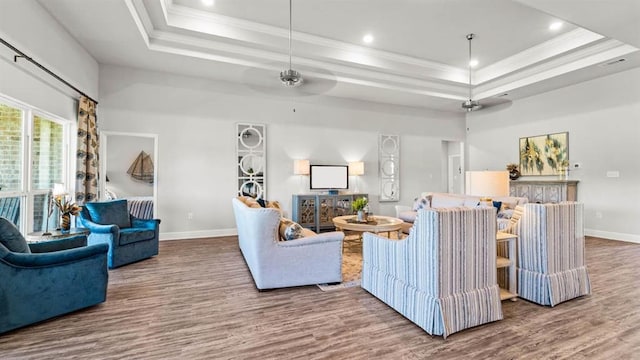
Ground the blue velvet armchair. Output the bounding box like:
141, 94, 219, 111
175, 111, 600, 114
77, 199, 160, 269
0, 217, 109, 334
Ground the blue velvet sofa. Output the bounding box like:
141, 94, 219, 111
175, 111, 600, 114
0, 217, 109, 334
77, 199, 160, 269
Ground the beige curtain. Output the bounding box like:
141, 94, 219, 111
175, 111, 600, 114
75, 96, 99, 205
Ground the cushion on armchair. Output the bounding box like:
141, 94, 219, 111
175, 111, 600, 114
0, 217, 30, 253
85, 199, 131, 228
119, 228, 156, 246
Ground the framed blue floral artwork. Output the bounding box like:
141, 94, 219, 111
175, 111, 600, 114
519, 132, 568, 176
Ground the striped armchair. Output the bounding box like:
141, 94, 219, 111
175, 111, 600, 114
362, 207, 502, 338
506, 202, 591, 306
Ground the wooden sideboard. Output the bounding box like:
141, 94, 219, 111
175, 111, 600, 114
292, 193, 367, 233
509, 180, 578, 203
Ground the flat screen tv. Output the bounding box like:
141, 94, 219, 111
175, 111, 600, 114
310, 165, 348, 190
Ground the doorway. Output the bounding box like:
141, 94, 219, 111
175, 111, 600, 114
99, 131, 158, 218
444, 141, 464, 194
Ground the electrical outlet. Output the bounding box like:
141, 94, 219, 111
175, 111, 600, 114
606, 171, 620, 178
596, 212, 603, 219
187, 212, 194, 220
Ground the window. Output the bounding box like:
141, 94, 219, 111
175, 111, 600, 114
0, 97, 72, 233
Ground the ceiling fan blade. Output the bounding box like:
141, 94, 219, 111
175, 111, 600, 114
242, 62, 337, 97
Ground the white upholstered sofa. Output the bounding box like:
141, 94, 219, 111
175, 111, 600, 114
395, 192, 529, 233
231, 197, 344, 289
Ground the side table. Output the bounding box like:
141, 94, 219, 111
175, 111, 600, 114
496, 231, 518, 301
26, 228, 89, 248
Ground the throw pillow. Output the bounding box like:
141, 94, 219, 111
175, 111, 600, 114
412, 196, 431, 211
240, 196, 261, 208
283, 223, 304, 241
256, 198, 266, 208
492, 201, 502, 213
501, 201, 518, 210
267, 201, 281, 210
0, 218, 31, 253
85, 199, 131, 229
278, 218, 305, 241
497, 209, 514, 219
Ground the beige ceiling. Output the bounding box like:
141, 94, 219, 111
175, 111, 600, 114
37, 0, 640, 112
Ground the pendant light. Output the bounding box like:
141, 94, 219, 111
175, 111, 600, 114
280, 0, 302, 87
462, 33, 481, 111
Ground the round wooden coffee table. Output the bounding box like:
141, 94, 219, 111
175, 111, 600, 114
26, 228, 89, 243
332, 215, 403, 238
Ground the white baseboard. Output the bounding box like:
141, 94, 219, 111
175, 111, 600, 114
585, 228, 640, 244
159, 228, 237, 241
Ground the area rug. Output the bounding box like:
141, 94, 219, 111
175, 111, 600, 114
317, 234, 363, 291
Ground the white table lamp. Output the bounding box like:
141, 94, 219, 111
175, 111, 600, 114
349, 161, 365, 192
465, 171, 509, 198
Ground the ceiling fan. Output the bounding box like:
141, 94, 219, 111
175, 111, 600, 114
461, 33, 511, 112
242, 0, 336, 97
280, 0, 302, 87
462, 33, 481, 112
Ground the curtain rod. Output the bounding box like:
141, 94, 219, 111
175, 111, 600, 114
0, 37, 99, 105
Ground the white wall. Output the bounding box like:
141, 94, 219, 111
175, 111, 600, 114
105, 135, 154, 198
98, 65, 466, 239
466, 67, 640, 243
0, 0, 99, 120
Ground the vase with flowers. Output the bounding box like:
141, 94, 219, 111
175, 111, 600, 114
351, 196, 368, 222
54, 195, 81, 232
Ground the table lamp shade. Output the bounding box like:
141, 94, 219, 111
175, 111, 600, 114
52, 183, 67, 196
348, 161, 364, 176
465, 171, 509, 197
293, 159, 310, 175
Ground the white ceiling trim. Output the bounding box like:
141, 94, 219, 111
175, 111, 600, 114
475, 28, 605, 84
162, 0, 462, 77
126, 0, 153, 47
475, 42, 638, 99
149, 29, 469, 98
125, 0, 639, 106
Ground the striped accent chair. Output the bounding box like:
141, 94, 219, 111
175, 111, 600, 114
507, 202, 591, 306
362, 207, 503, 338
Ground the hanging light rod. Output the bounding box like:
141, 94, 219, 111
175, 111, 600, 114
280, 0, 302, 87
0, 37, 99, 104
462, 33, 481, 112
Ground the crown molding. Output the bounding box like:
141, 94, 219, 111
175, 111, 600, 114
160, 0, 464, 82
475, 41, 638, 99
148, 29, 469, 99
127, 0, 639, 106
475, 28, 605, 84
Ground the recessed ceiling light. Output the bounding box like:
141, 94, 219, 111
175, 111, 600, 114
201, 0, 214, 6
363, 34, 374, 44
469, 59, 479, 68
549, 22, 563, 31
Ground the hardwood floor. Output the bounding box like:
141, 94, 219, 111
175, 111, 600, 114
1, 236, 639, 359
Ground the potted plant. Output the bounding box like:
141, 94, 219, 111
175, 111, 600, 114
506, 163, 520, 180
351, 196, 368, 222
